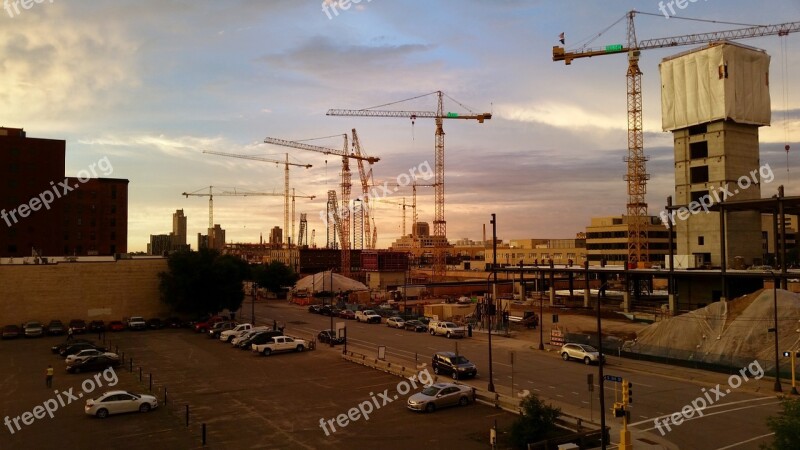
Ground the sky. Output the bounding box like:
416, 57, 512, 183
2, 0, 799, 252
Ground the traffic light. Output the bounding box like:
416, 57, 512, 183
622, 380, 633, 405
613, 402, 625, 417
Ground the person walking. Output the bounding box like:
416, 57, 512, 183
45, 365, 53, 388
67, 327, 74, 341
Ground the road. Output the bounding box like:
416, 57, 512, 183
263, 300, 783, 450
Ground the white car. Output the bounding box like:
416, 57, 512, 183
219, 323, 252, 342
231, 327, 271, 346
85, 390, 158, 418
252, 336, 307, 356
65, 349, 119, 365
560, 343, 604, 365
355, 310, 381, 324
407, 382, 473, 413
386, 317, 405, 328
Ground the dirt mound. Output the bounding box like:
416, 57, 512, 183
627, 289, 800, 370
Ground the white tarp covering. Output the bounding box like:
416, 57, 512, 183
660, 42, 771, 131
293, 271, 368, 293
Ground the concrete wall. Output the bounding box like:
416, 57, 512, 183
0, 259, 171, 324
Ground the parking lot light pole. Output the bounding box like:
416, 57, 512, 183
597, 282, 608, 450
770, 272, 782, 392
487, 214, 497, 393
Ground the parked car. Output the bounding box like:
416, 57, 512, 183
431, 351, 478, 380
146, 318, 164, 329
208, 321, 238, 339
51, 339, 92, 354
2, 324, 20, 339
66, 355, 120, 373
193, 316, 225, 333
108, 321, 126, 332
88, 320, 105, 332
407, 382, 473, 413
308, 305, 322, 314
85, 390, 158, 418
338, 310, 356, 320
23, 321, 44, 338
252, 336, 307, 356
65, 349, 119, 365
127, 316, 147, 331
61, 342, 107, 357
69, 319, 87, 334
403, 320, 427, 332
165, 317, 183, 328
386, 317, 406, 329
46, 320, 66, 336
230, 327, 272, 346
355, 310, 381, 324
429, 321, 466, 339
317, 329, 345, 345
219, 323, 253, 342
237, 330, 283, 350
560, 343, 604, 365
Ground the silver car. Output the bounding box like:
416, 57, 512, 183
560, 343, 604, 365
407, 382, 473, 413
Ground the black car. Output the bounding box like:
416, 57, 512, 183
146, 318, 164, 329
238, 330, 283, 349
2, 324, 21, 339
403, 320, 427, 332
60, 342, 107, 357
88, 320, 105, 332
317, 329, 345, 345
66, 355, 121, 373
165, 317, 183, 328
52, 339, 92, 354
308, 305, 322, 314
69, 319, 87, 334
431, 351, 478, 380
46, 320, 66, 336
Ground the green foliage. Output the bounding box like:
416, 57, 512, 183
158, 249, 250, 316
763, 397, 800, 449
251, 261, 298, 297
509, 394, 562, 448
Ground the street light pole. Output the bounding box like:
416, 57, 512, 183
487, 214, 497, 393
597, 281, 608, 450
252, 282, 257, 325
771, 272, 782, 392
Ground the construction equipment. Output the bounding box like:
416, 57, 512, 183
553, 12, 800, 266
298, 213, 308, 247
203, 150, 311, 246
182, 186, 315, 243
264, 134, 380, 276
373, 197, 410, 237
350, 129, 378, 249
328, 91, 491, 280
221, 187, 316, 246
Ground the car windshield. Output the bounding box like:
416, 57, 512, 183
421, 386, 442, 396
453, 356, 470, 365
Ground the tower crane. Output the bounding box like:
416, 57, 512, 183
182, 186, 315, 242
221, 188, 316, 245
264, 134, 380, 276
328, 91, 491, 280
350, 129, 378, 249
553, 12, 800, 267
373, 197, 411, 238
203, 150, 311, 246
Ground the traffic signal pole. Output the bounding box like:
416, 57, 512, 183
620, 379, 633, 450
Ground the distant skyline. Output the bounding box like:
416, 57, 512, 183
2, 0, 799, 252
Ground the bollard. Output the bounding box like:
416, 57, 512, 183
164, 386, 168, 405
129, 358, 133, 372
202, 423, 206, 446
121, 352, 125, 364
149, 373, 152, 392
139, 367, 142, 381
185, 405, 189, 427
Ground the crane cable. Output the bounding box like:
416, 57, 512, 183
780, 34, 792, 189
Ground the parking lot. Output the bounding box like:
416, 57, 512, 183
0, 320, 517, 449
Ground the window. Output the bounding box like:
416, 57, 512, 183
698, 236, 704, 246
691, 191, 707, 204
690, 141, 708, 159
688, 124, 707, 136
690, 166, 709, 184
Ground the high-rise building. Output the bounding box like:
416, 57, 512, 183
208, 224, 225, 251
0, 127, 128, 256
172, 209, 187, 246
269, 226, 283, 245
661, 42, 771, 267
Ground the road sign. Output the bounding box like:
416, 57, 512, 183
604, 375, 622, 383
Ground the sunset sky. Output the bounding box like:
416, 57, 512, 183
2, 0, 799, 251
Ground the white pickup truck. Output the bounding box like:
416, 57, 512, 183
355, 310, 382, 324
251, 336, 308, 356
428, 321, 466, 339
219, 323, 253, 342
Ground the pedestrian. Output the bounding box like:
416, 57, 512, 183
67, 327, 74, 341
45, 365, 53, 388
467, 323, 473, 337
273, 319, 277, 331
278, 322, 285, 334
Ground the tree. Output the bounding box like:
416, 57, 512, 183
763, 397, 800, 449
252, 261, 298, 297
509, 394, 562, 448
159, 249, 250, 316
